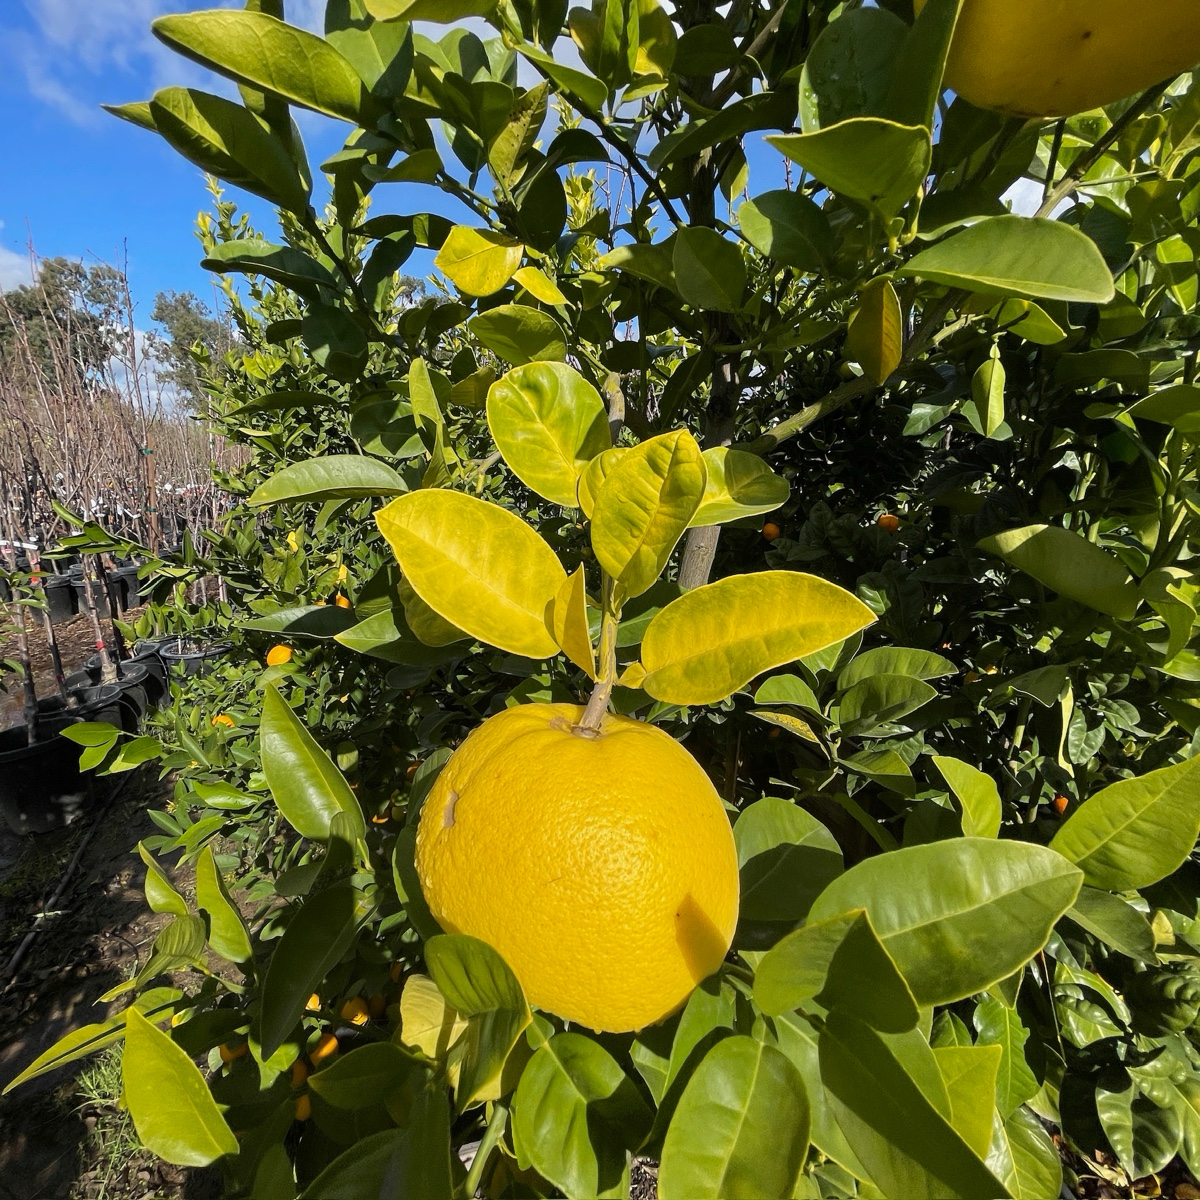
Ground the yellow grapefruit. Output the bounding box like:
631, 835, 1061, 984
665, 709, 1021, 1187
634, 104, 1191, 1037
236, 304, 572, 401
915, 0, 1200, 118
415, 704, 740, 1033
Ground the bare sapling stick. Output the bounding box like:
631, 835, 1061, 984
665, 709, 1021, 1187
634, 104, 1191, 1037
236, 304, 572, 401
78, 556, 117, 684
99, 550, 128, 662
0, 509, 38, 746
28, 547, 69, 704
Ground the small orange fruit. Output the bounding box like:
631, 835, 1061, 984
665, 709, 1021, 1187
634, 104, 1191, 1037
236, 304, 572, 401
294, 1094, 312, 1122
211, 714, 235, 728
290, 1059, 309, 1089
305, 993, 321, 1012
218, 1042, 247, 1064
389, 963, 403, 984
406, 762, 420, 781
340, 997, 370, 1026
370, 811, 390, 825
368, 994, 387, 1019
877, 513, 901, 533
964, 671, 981, 683
1053, 795, 1069, 816
762, 522, 782, 541
266, 645, 293, 667
310, 1032, 338, 1066
334, 594, 352, 609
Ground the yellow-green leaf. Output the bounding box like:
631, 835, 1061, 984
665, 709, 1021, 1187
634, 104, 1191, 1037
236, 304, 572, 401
978, 524, 1139, 620
487, 363, 612, 506
122, 1008, 238, 1167
971, 346, 1006, 438
513, 265, 568, 305
376, 491, 566, 658
592, 429, 706, 600
398, 577, 468, 647
641, 571, 877, 704
551, 567, 596, 678
409, 357, 445, 432
433, 226, 523, 296
577, 447, 628, 517
690, 448, 789, 527
933, 1044, 1002, 1159
845, 279, 903, 385
138, 842, 189, 917
195, 845, 253, 964
399, 973, 469, 1069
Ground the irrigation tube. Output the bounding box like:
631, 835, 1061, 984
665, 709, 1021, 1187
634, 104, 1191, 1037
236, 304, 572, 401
0, 776, 132, 994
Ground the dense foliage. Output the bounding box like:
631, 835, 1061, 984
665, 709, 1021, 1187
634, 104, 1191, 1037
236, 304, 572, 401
11, 1, 1200, 1197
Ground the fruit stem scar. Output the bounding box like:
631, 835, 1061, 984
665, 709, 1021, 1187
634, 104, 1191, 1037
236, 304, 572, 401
443, 790, 459, 828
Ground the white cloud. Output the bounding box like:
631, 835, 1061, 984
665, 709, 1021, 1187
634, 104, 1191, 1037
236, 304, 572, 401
0, 223, 37, 292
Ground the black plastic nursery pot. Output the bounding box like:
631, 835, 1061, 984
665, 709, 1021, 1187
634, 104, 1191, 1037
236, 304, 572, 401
44, 574, 76, 624
69, 570, 109, 613
0, 690, 120, 835
157, 637, 234, 678
114, 563, 143, 610
82, 657, 155, 728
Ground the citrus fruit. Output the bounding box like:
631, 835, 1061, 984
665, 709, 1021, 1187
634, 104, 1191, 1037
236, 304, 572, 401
334, 593, 352, 608
266, 645, 293, 666
294, 1094, 312, 1122
415, 703, 740, 1033
1053, 795, 1070, 816
340, 997, 370, 1026
218, 1042, 246, 1064
877, 513, 901, 533
290, 1059, 309, 1089
211, 714, 235, 729
310, 1032, 338, 1066
915, 0, 1200, 118
762, 521, 782, 541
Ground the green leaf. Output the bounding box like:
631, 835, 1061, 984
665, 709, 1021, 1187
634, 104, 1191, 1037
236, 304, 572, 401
122, 1008, 238, 1167
1066, 886, 1157, 963
659, 1036, 810, 1200
899, 216, 1115, 304
468, 303, 568, 365
672, 228, 746, 312
845, 279, 904, 385
308, 1043, 418, 1109
753, 674, 821, 710
737, 190, 835, 272
768, 118, 932, 219
392, 828, 441, 941
971, 347, 1006, 439
819, 1011, 1008, 1200
248, 455, 406, 505
425, 934, 530, 1108
641, 571, 876, 706
1098, 1080, 1182, 1180
690, 448, 789, 527
978, 524, 1138, 620
884, 0, 962, 130
839, 674, 937, 735
801, 7, 907, 128
734, 797, 842, 924
347, 393, 423, 459
302, 305, 368, 382
434, 226, 523, 296
132, 87, 310, 216
932, 756, 1002, 839
334, 609, 462, 667
808, 838, 1083, 1006
195, 845, 253, 964
375, 490, 566, 658
243, 605, 358, 639
755, 908, 920, 1033
839, 647, 957, 688
365, 0, 496, 19
1049, 753, 1200, 891
512, 1032, 652, 1199
137, 842, 189, 917
201, 240, 339, 297
153, 11, 373, 124
298, 1130, 403, 1200
591, 429, 706, 600
487, 362, 611, 508
934, 1044, 1002, 1157
515, 41, 609, 112
261, 685, 365, 843
986, 1105, 1063, 1200
597, 240, 676, 292
259, 882, 367, 1059
973, 998, 1038, 1119
1126, 384, 1200, 433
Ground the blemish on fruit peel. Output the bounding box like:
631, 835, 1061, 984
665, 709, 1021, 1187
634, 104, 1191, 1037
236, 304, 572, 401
443, 790, 459, 829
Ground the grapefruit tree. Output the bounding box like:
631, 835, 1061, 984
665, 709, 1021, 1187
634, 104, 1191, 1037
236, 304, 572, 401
12, 2, 1200, 1197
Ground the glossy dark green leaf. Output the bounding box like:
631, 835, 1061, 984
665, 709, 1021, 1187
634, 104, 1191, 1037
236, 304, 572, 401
672, 228, 745, 312
659, 1036, 810, 1200
808, 839, 1083, 1005
801, 8, 907, 128
838, 646, 956, 688
302, 306, 369, 382
261, 684, 365, 843
1097, 1079, 1182, 1180
973, 998, 1037, 1118
985, 1104, 1063, 1200
122, 1008, 238, 1167
884, 0, 962, 129
1066, 886, 1157, 963
512, 1032, 652, 1199
737, 190, 835, 271
259, 882, 367, 1059
308, 1042, 419, 1109
201, 240, 338, 297
243, 604, 359, 639
840, 674, 937, 735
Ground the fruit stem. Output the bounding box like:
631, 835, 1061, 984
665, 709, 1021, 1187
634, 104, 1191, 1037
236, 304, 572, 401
462, 1099, 509, 1199
576, 574, 620, 736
